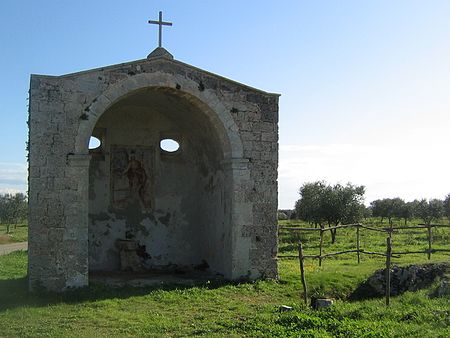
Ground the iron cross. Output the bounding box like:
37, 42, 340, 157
148, 11, 172, 48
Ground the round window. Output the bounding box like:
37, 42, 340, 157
160, 138, 180, 153
89, 136, 101, 150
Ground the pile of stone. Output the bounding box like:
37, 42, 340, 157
349, 263, 449, 300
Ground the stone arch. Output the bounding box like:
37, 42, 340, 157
75, 72, 243, 160
75, 71, 251, 280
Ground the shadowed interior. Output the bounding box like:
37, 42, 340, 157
88, 87, 232, 278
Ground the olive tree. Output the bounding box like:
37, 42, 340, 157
370, 198, 406, 225
370, 199, 390, 223
444, 194, 450, 221
320, 183, 365, 243
0, 193, 27, 234
295, 181, 327, 227
295, 181, 365, 243
415, 199, 444, 225
399, 200, 419, 225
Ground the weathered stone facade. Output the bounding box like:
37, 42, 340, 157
28, 48, 279, 291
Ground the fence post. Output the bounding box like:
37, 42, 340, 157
356, 224, 361, 264
298, 241, 308, 305
385, 236, 392, 306
319, 227, 324, 267
427, 225, 432, 260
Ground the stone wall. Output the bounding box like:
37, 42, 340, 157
28, 51, 279, 291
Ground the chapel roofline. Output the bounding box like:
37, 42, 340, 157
30, 49, 280, 97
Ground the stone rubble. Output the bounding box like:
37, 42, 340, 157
349, 263, 449, 299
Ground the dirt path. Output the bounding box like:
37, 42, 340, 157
0, 242, 28, 255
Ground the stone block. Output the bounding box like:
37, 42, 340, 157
233, 201, 253, 224
261, 132, 277, 142
437, 280, 450, 297
312, 298, 334, 310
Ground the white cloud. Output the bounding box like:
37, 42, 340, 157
0, 162, 27, 194
278, 143, 449, 209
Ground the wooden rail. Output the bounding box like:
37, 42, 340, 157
279, 223, 450, 262
279, 222, 450, 306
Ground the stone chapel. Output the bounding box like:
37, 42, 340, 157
28, 16, 279, 291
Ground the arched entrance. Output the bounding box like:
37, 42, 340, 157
86, 86, 236, 282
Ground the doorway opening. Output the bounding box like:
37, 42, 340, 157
87, 87, 231, 285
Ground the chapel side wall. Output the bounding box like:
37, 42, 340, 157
226, 91, 279, 279
245, 95, 279, 279
28, 75, 91, 291
28, 68, 134, 291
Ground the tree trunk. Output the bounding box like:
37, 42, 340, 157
330, 222, 337, 244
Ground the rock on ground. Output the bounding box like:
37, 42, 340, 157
349, 262, 450, 300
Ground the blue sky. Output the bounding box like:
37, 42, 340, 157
0, 0, 449, 208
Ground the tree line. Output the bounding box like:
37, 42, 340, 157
370, 197, 447, 226
0, 193, 27, 234
278, 181, 450, 243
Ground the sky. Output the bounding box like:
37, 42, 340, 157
0, 0, 449, 208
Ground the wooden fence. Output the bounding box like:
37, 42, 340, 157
278, 223, 450, 306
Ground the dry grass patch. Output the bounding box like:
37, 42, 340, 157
0, 234, 12, 244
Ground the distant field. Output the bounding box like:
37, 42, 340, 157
0, 223, 28, 244
0, 219, 448, 337
278, 218, 450, 262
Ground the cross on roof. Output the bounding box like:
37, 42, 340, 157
148, 11, 173, 48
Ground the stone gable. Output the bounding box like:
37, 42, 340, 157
28, 49, 279, 291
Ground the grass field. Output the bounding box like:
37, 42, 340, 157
0, 223, 28, 244
278, 218, 450, 261
0, 220, 448, 337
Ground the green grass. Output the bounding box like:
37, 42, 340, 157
0, 222, 28, 244
0, 220, 448, 337
278, 218, 450, 260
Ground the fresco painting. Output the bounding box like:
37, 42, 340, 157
111, 146, 154, 211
